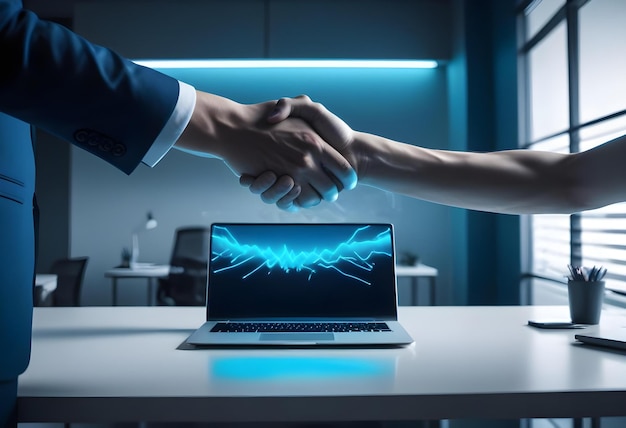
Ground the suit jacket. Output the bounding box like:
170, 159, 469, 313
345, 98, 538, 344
0, 0, 180, 381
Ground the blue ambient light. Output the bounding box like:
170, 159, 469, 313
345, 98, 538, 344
134, 59, 438, 69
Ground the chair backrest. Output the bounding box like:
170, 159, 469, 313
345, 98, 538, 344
50, 257, 89, 306
170, 227, 210, 266
159, 227, 210, 306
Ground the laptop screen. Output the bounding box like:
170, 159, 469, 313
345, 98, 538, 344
207, 223, 398, 321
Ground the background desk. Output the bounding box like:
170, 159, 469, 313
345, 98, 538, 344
104, 265, 169, 305
104, 264, 438, 306
19, 305, 626, 424
396, 264, 438, 305
34, 274, 57, 306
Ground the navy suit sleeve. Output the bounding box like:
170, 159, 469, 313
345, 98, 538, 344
0, 0, 180, 174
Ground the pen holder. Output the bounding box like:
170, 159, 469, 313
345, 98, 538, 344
567, 280, 605, 324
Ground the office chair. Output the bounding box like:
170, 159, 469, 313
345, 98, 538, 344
47, 257, 89, 306
157, 227, 210, 306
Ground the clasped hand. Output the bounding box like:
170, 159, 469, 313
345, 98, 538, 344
176, 93, 357, 209
240, 95, 359, 211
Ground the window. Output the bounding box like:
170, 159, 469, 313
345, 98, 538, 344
518, 0, 626, 299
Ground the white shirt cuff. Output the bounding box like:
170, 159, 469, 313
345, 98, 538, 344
142, 81, 196, 167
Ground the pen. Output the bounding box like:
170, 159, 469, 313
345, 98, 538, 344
566, 264, 607, 282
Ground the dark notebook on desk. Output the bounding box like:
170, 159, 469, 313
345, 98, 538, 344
575, 328, 626, 351
185, 223, 413, 347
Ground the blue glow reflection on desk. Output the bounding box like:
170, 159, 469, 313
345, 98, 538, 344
212, 356, 393, 381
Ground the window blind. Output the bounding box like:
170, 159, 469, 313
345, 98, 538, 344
521, 0, 626, 300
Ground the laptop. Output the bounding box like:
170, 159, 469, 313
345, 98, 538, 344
575, 327, 626, 351
185, 223, 414, 346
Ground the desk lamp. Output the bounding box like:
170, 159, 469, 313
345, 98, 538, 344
130, 211, 158, 269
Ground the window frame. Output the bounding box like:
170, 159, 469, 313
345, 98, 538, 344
517, 0, 626, 304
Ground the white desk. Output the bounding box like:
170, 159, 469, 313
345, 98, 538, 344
18, 305, 626, 424
104, 265, 169, 306
34, 274, 57, 305
35, 274, 57, 291
396, 264, 438, 305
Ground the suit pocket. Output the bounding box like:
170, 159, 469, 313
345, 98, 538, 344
0, 174, 25, 205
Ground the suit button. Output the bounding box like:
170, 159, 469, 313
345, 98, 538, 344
74, 129, 91, 144
74, 129, 126, 156
112, 143, 126, 157
99, 138, 113, 152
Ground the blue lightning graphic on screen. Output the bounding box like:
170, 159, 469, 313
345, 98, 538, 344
211, 225, 391, 286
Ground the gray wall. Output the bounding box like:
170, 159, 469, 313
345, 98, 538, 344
34, 130, 71, 274
73, 0, 452, 60
64, 0, 456, 306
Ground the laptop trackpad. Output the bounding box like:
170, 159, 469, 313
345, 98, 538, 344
259, 333, 335, 341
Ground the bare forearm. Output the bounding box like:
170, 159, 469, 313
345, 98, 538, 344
174, 91, 244, 159
239, 95, 626, 214
353, 131, 611, 214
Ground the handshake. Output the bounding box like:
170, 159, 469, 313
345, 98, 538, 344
175, 93, 363, 212
239, 95, 360, 212
176, 90, 622, 216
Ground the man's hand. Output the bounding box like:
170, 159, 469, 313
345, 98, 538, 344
240, 95, 359, 210
175, 91, 356, 207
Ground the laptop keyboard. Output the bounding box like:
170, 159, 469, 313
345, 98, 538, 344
211, 322, 391, 333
